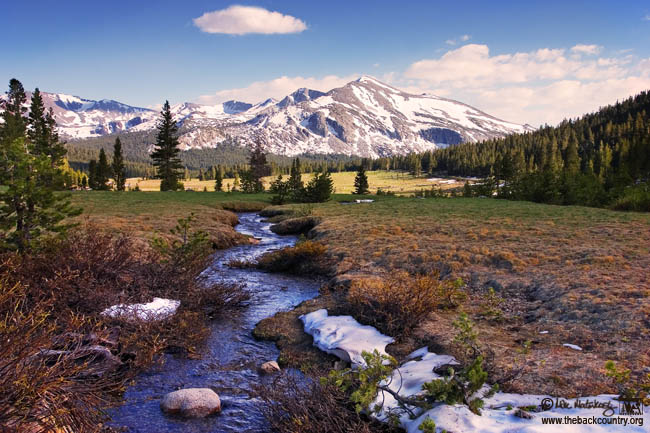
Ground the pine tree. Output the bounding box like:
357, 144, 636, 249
215, 169, 223, 192
88, 159, 97, 189
151, 101, 183, 191
288, 157, 304, 199
245, 139, 270, 193
0, 79, 80, 252
112, 137, 126, 191
354, 165, 369, 194
27, 89, 65, 167
96, 148, 111, 190
0, 78, 27, 147
303, 170, 334, 203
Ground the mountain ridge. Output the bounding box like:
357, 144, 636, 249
2, 77, 534, 158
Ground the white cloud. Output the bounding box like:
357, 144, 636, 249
571, 44, 602, 55
195, 74, 358, 105
445, 34, 471, 46
644, 14, 650, 21
193, 5, 307, 35
399, 43, 650, 125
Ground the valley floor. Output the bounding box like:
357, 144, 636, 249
259, 195, 650, 397
71, 191, 650, 397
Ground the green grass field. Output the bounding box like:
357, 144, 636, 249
126, 170, 467, 194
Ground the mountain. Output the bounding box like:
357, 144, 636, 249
2, 77, 533, 158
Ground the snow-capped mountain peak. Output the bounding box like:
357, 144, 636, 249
2, 78, 533, 157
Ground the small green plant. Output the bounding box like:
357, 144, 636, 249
324, 350, 397, 414
422, 355, 488, 415
418, 416, 436, 433
480, 287, 504, 321
452, 312, 479, 359
517, 340, 532, 355
438, 277, 467, 309
605, 360, 649, 404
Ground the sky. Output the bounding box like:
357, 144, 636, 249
2, 0, 650, 126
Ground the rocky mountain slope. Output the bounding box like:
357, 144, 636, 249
3, 77, 533, 157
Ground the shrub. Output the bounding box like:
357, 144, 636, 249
0, 279, 113, 433
256, 372, 398, 433
257, 240, 329, 274
270, 216, 319, 235
346, 272, 459, 336
612, 183, 650, 212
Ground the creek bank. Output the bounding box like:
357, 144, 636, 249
299, 309, 650, 433
107, 213, 321, 433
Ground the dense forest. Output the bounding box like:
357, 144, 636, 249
67, 134, 363, 179
374, 90, 650, 210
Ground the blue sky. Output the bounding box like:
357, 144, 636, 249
3, 0, 650, 125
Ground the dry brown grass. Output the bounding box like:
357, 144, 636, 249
280, 197, 650, 396
1, 226, 250, 432
346, 272, 464, 336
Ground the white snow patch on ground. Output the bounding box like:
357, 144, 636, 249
102, 297, 180, 321
563, 343, 583, 351
299, 309, 394, 366
302, 310, 649, 433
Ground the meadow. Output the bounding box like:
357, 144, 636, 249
70, 189, 650, 397
126, 170, 467, 194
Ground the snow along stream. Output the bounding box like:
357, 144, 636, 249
301, 309, 649, 433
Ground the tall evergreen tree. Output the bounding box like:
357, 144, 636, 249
215, 169, 223, 192
354, 165, 369, 194
151, 101, 183, 191
88, 159, 98, 189
0, 79, 80, 252
245, 139, 270, 193
27, 88, 65, 167
288, 157, 304, 198
96, 148, 111, 190
0, 78, 27, 147
112, 137, 126, 191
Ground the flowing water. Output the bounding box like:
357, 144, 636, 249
107, 213, 321, 432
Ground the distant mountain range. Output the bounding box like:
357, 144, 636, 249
2, 77, 534, 158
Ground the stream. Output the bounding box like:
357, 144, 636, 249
107, 212, 321, 433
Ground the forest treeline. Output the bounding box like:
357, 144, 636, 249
67, 134, 364, 179
67, 90, 649, 210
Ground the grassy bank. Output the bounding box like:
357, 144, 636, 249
69, 191, 271, 248
257, 195, 650, 397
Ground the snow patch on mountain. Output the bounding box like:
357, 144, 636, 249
2, 77, 534, 157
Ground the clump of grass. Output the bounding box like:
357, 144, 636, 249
219, 200, 268, 212
257, 240, 329, 275
346, 272, 462, 337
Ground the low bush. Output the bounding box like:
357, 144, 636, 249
270, 216, 320, 235
0, 279, 113, 432
346, 272, 463, 336
257, 240, 329, 275
612, 183, 650, 212
256, 373, 398, 433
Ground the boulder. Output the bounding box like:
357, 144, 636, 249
160, 388, 221, 418
259, 360, 281, 374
